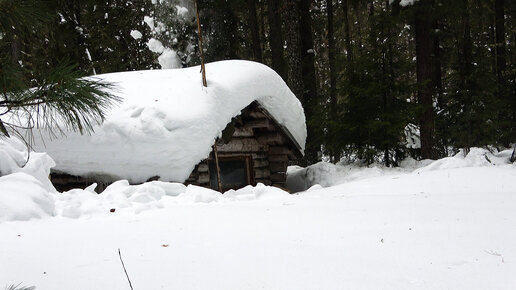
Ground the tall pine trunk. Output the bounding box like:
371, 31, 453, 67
283, 0, 304, 104
342, 0, 352, 63
268, 0, 287, 79
462, 0, 473, 151
415, 3, 434, 159
299, 0, 319, 164
495, 0, 506, 81
327, 0, 338, 163
247, 0, 263, 62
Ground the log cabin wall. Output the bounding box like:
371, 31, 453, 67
187, 102, 301, 190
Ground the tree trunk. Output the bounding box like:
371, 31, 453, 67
462, 0, 473, 150
495, 0, 506, 81
342, 0, 352, 62
299, 0, 319, 164
247, 0, 263, 62
268, 0, 287, 79
327, 0, 338, 162
432, 20, 443, 110
283, 0, 304, 103
415, 4, 434, 159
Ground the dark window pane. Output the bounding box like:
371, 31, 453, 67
209, 158, 248, 191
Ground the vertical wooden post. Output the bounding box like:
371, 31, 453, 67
195, 0, 207, 87
212, 143, 223, 192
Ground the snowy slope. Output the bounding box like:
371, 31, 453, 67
25, 60, 306, 183
0, 148, 515, 289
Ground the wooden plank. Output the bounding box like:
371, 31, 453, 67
254, 168, 271, 179
268, 154, 288, 163
258, 133, 287, 145
253, 159, 269, 168
270, 172, 286, 182
268, 146, 292, 155
216, 152, 267, 159
248, 111, 267, 119
217, 143, 266, 153
233, 127, 254, 137
243, 118, 269, 129
269, 162, 287, 173
198, 172, 210, 184
198, 163, 209, 172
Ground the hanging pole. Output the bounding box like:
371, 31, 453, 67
195, 0, 207, 87
212, 143, 223, 192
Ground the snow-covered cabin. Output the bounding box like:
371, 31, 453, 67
33, 60, 306, 192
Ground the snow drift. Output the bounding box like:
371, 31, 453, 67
287, 148, 515, 192
21, 60, 306, 184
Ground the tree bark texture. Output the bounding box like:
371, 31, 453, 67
299, 0, 320, 164
268, 0, 287, 80
327, 0, 338, 163
342, 0, 352, 62
282, 0, 304, 104
495, 0, 506, 81
432, 20, 443, 109
247, 0, 263, 62
415, 5, 434, 159
327, 0, 336, 120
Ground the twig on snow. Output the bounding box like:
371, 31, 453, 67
118, 248, 134, 290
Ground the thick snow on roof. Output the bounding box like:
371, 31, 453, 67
31, 60, 306, 183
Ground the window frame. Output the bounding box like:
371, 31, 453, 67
209, 155, 254, 191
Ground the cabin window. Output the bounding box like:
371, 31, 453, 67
209, 156, 252, 191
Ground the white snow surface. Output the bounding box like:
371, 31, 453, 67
157, 48, 181, 69
26, 60, 306, 183
400, 0, 419, 6
143, 15, 154, 30
176, 5, 189, 17
1, 147, 515, 289
0, 137, 56, 192
129, 29, 142, 40
146, 37, 164, 53
389, 0, 419, 6
287, 147, 512, 192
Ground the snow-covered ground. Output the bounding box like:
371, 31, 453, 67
1, 142, 515, 289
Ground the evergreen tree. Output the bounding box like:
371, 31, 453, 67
0, 0, 119, 142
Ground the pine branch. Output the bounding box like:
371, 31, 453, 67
0, 62, 120, 140
4, 283, 35, 290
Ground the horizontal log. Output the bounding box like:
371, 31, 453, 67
268, 154, 288, 163
217, 143, 267, 153
269, 162, 287, 173
258, 133, 287, 145
216, 153, 266, 159
198, 173, 210, 184
254, 168, 271, 179
268, 146, 292, 155
253, 159, 269, 168
198, 164, 209, 172
270, 172, 286, 182
248, 111, 267, 119
243, 118, 269, 129
233, 127, 254, 137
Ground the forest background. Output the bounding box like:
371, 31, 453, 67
1, 0, 514, 166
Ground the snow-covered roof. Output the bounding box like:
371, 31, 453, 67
30, 60, 306, 183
